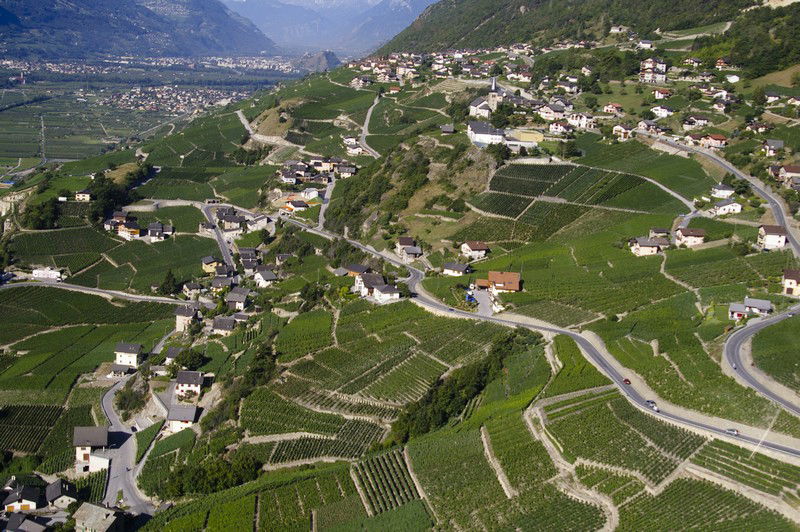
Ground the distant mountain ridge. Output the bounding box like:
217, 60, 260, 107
378, 0, 757, 54
225, 0, 436, 55
0, 0, 277, 59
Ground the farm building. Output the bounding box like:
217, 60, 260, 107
175, 370, 204, 398
675, 228, 705, 248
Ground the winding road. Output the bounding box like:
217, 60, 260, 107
284, 218, 800, 459
0, 280, 184, 305
642, 132, 800, 419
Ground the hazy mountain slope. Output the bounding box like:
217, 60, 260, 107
0, 0, 276, 58
378, 0, 756, 53
226, 0, 434, 53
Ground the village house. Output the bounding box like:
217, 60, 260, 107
147, 222, 174, 242
477, 271, 522, 295
211, 276, 234, 292
175, 370, 203, 398
683, 57, 702, 69
782, 269, 800, 296
75, 189, 92, 202
164, 347, 183, 367
758, 225, 787, 251
603, 103, 624, 116
728, 302, 749, 321
745, 297, 773, 316
117, 221, 141, 241
711, 183, 735, 199
168, 404, 198, 432
716, 58, 731, 70
212, 316, 236, 336
567, 113, 595, 130
373, 284, 401, 304
651, 105, 674, 119
649, 228, 670, 239
73, 426, 110, 473
682, 115, 709, 131
73, 502, 123, 532
652, 88, 672, 100
175, 306, 198, 333
355, 273, 387, 298
443, 262, 471, 276
467, 121, 505, 145
675, 228, 706, 248
549, 121, 573, 135
220, 214, 247, 231
539, 103, 566, 121
763, 139, 785, 157
5, 513, 47, 532
201, 256, 222, 274
700, 134, 728, 149
254, 266, 278, 288
461, 241, 489, 260
3, 485, 42, 513
779, 165, 800, 185
46, 479, 77, 510
629, 237, 669, 257
114, 342, 142, 367
613, 124, 635, 141
712, 199, 742, 216
225, 287, 251, 311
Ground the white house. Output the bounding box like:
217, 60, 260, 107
549, 121, 573, 135
629, 237, 669, 257
712, 199, 742, 216
567, 113, 595, 130
651, 105, 674, 119
254, 266, 278, 288
603, 103, 624, 116
3, 486, 41, 513
744, 297, 773, 316
373, 284, 401, 304
467, 121, 505, 146
711, 183, 735, 199
175, 370, 203, 398
613, 124, 634, 141
301, 188, 320, 200
461, 241, 489, 260
758, 225, 787, 251
675, 228, 706, 247
167, 405, 197, 433
73, 426, 110, 474
763, 139, 785, 157
114, 342, 142, 367
443, 262, 471, 276
782, 269, 800, 296
175, 306, 197, 333
653, 88, 672, 100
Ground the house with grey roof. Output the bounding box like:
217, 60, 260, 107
167, 405, 198, 433
114, 342, 142, 367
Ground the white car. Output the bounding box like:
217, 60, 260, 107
725, 428, 740, 436
645, 400, 659, 413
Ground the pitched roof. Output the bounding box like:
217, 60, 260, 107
760, 224, 787, 235
46, 479, 77, 503
443, 262, 470, 273
73, 426, 109, 447
464, 240, 489, 251
488, 271, 521, 291
114, 342, 142, 355
359, 273, 386, 289
213, 316, 236, 331
345, 264, 369, 274
783, 269, 800, 282
73, 503, 120, 530
744, 297, 772, 312
397, 236, 415, 246
167, 404, 198, 422
165, 347, 183, 360
678, 228, 706, 238
176, 370, 204, 386
2, 486, 41, 506
174, 306, 197, 318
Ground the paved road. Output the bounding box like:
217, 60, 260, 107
199, 204, 235, 267
0, 281, 184, 305
317, 177, 336, 230
284, 217, 800, 459
101, 378, 156, 515
724, 306, 800, 418
359, 96, 381, 158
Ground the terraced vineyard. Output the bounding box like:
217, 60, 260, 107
0, 405, 63, 452
546, 392, 705, 484
691, 440, 800, 499
353, 449, 421, 514
274, 309, 334, 363
240, 389, 346, 436
575, 465, 646, 506
542, 335, 610, 397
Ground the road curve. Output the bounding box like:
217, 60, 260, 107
0, 281, 184, 305
284, 219, 800, 458
724, 307, 800, 418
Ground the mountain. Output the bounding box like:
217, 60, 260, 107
225, 0, 435, 54
296, 50, 342, 71
0, 0, 277, 59
379, 0, 756, 54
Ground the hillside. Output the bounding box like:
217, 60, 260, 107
378, 0, 755, 53
0, 0, 277, 58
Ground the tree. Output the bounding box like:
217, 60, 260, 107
486, 143, 512, 164
158, 269, 179, 295
174, 349, 206, 371
752, 86, 767, 106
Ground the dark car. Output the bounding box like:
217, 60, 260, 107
623, 378, 631, 385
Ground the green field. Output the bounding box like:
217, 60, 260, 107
752, 315, 800, 394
